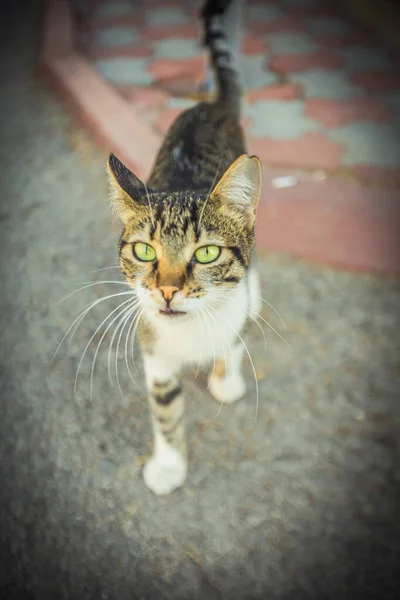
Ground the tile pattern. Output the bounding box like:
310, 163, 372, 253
267, 32, 317, 54
95, 57, 153, 85
93, 0, 133, 19
245, 99, 322, 138
79, 0, 400, 174
93, 26, 140, 47
291, 70, 363, 100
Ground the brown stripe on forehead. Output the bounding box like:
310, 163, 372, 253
159, 218, 189, 242
189, 199, 201, 242
150, 192, 202, 238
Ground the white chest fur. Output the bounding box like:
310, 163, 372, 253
143, 281, 249, 371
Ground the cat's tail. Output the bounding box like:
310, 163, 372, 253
201, 0, 243, 114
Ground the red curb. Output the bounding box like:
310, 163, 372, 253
255, 173, 400, 278
39, 0, 160, 181
39, 0, 400, 278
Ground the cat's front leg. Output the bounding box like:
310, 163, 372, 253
208, 342, 247, 404
142, 355, 187, 495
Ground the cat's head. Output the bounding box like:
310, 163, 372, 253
107, 153, 261, 321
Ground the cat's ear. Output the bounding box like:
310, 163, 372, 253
107, 154, 148, 222
211, 154, 261, 220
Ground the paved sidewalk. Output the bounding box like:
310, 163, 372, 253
76, 0, 400, 182
2, 3, 400, 598
40, 0, 400, 276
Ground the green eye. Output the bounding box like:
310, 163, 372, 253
194, 245, 220, 264
133, 242, 156, 262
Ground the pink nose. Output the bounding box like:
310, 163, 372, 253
159, 285, 179, 302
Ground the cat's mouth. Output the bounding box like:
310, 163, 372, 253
159, 308, 187, 318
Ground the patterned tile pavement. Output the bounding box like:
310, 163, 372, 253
76, 0, 400, 181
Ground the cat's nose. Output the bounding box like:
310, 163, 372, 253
159, 285, 179, 304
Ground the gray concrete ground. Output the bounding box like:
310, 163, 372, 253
1, 4, 400, 600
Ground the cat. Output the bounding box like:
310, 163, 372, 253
107, 0, 262, 495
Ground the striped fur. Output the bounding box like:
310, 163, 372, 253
150, 379, 185, 454
107, 0, 262, 495
201, 0, 243, 112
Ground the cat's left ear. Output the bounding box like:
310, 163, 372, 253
210, 154, 262, 222
107, 154, 148, 223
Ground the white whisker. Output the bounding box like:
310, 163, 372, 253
255, 312, 292, 350
203, 306, 230, 418
107, 299, 141, 385
215, 294, 267, 351
74, 295, 136, 400
194, 311, 205, 379
205, 304, 231, 368
89, 299, 137, 402
208, 304, 259, 422
215, 290, 290, 350
258, 295, 287, 330
200, 307, 216, 390
89, 265, 120, 274
130, 305, 143, 374
124, 306, 144, 390
143, 181, 155, 229
50, 290, 135, 364
114, 301, 141, 398
54, 280, 131, 307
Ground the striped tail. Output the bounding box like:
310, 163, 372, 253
201, 0, 243, 113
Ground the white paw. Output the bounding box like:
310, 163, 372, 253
208, 372, 247, 404
143, 451, 188, 496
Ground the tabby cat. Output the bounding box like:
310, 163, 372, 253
107, 0, 262, 495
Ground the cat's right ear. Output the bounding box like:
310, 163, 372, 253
107, 154, 147, 222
